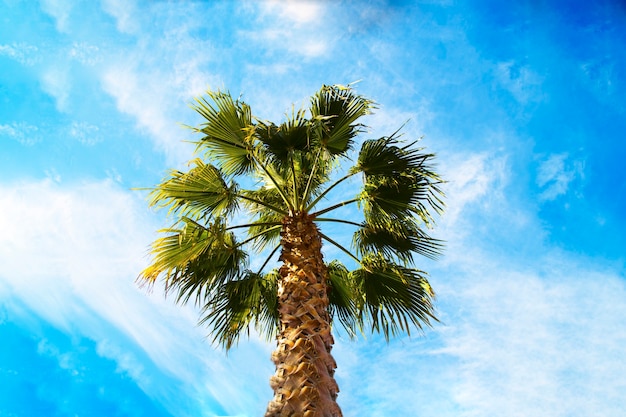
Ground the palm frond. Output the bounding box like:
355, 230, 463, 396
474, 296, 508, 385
250, 150, 297, 212
319, 231, 361, 264
354, 217, 444, 262
409, 166, 446, 226
241, 185, 289, 217
192, 91, 256, 176
246, 213, 283, 252
139, 218, 248, 306
353, 136, 426, 176
147, 159, 238, 219
326, 260, 359, 337
359, 174, 419, 220
354, 136, 445, 225
200, 270, 279, 349
256, 108, 310, 166
310, 84, 375, 155
352, 255, 437, 340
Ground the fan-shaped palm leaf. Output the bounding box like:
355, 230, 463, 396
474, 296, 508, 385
147, 159, 238, 219
310, 84, 375, 154
192, 91, 256, 176
353, 255, 436, 340
200, 270, 279, 349
354, 217, 444, 262
326, 260, 359, 337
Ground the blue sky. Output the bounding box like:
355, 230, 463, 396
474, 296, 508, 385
1, 0, 625, 416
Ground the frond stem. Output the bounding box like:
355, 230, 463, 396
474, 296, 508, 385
256, 244, 281, 275
289, 150, 299, 209
236, 194, 288, 216
235, 225, 282, 248
319, 231, 361, 264
226, 221, 282, 231
305, 171, 357, 213
314, 217, 362, 228
300, 146, 323, 211
311, 198, 360, 218
253, 154, 294, 214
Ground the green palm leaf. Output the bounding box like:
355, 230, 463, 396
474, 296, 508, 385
200, 270, 279, 349
256, 108, 310, 166
354, 136, 425, 176
192, 91, 256, 176
140, 218, 248, 305
327, 260, 359, 337
147, 159, 238, 219
355, 136, 444, 223
352, 255, 436, 340
359, 174, 419, 220
310, 84, 375, 155
245, 213, 283, 252
354, 217, 444, 262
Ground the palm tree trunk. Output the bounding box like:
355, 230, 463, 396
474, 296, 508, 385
265, 212, 342, 417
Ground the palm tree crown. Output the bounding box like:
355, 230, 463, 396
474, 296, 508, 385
139, 84, 444, 416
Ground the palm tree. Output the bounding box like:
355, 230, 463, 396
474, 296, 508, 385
138, 84, 444, 417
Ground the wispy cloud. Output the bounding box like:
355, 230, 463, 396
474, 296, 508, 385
0, 43, 40, 66
100, 64, 194, 164
494, 60, 545, 105
40, 66, 71, 112
0, 180, 270, 416
435, 150, 512, 250
0, 122, 41, 146
40, 0, 72, 33
96, 5, 222, 164
260, 0, 324, 25
69, 121, 101, 145
244, 0, 331, 59
536, 153, 584, 201
437, 253, 626, 417
69, 42, 101, 66
101, 0, 140, 34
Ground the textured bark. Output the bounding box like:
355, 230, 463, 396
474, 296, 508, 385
265, 212, 342, 417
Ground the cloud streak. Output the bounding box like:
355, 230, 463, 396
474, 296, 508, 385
0, 179, 270, 416
438, 255, 626, 417
536, 153, 584, 201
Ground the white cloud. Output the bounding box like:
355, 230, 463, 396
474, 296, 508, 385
438, 151, 509, 234
244, 1, 331, 59
0, 43, 40, 66
41, 67, 71, 112
40, 0, 73, 33
69, 42, 101, 66
0, 122, 41, 145
70, 121, 101, 145
0, 179, 152, 329
495, 60, 545, 105
436, 254, 626, 417
101, 0, 140, 34
97, 5, 221, 164
0, 179, 270, 416
536, 153, 584, 201
101, 65, 189, 162
259, 0, 324, 25
243, 28, 329, 60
